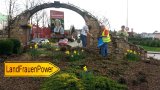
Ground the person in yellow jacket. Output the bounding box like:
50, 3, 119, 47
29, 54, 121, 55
99, 25, 111, 57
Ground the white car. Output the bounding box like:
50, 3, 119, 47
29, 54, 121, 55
30, 38, 49, 47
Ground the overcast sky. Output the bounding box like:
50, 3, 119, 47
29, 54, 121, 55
0, 0, 160, 33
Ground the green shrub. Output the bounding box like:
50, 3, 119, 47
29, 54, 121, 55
157, 41, 160, 47
94, 76, 127, 90
140, 41, 145, 46
42, 43, 56, 51
154, 40, 160, 47
28, 49, 41, 59
80, 72, 127, 90
52, 51, 65, 60
128, 37, 160, 47
42, 43, 51, 48
125, 50, 140, 61
41, 72, 127, 90
145, 41, 150, 46
0, 39, 14, 55
9, 39, 21, 54
65, 50, 86, 61
85, 76, 110, 90
41, 73, 84, 90
48, 38, 57, 43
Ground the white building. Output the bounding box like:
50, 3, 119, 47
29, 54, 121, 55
141, 31, 160, 39
141, 33, 155, 38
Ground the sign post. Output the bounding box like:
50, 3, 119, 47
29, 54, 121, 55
4, 61, 60, 77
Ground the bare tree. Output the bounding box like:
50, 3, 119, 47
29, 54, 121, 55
97, 16, 110, 29
6, 0, 20, 38
42, 10, 49, 28
88, 11, 111, 29
26, 0, 50, 26
5, 0, 50, 38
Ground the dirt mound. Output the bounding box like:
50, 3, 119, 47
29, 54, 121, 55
0, 54, 160, 90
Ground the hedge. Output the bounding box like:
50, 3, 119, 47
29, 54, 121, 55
0, 39, 21, 55
9, 38, 21, 54
0, 39, 14, 55
41, 73, 127, 90
128, 37, 160, 47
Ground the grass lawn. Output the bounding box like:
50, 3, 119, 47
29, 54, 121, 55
140, 45, 160, 52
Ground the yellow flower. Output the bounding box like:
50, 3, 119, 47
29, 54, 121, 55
125, 53, 127, 55
133, 51, 137, 54
30, 46, 32, 49
47, 42, 50, 44
71, 55, 74, 57
127, 50, 130, 52
81, 49, 84, 52
34, 43, 38, 49
83, 66, 87, 72
74, 50, 77, 54
129, 50, 132, 53
55, 48, 59, 51
28, 24, 32, 28
65, 51, 70, 55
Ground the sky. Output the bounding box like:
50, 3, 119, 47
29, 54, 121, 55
0, 0, 160, 33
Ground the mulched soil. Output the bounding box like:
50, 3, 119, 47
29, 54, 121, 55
0, 53, 160, 90
0, 54, 48, 90
84, 58, 160, 90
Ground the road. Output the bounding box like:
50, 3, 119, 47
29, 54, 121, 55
147, 51, 160, 60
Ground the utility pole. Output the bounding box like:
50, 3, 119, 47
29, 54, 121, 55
126, 0, 128, 27
8, 0, 12, 38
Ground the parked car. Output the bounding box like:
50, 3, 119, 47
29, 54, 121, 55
58, 38, 68, 46
30, 38, 50, 47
